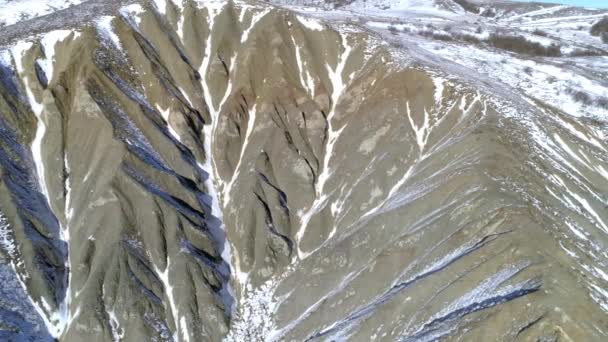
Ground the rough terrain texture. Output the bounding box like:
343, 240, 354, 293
0, 0, 607, 341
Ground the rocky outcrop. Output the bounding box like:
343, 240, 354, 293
0, 0, 606, 341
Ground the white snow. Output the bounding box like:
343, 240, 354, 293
179, 87, 193, 106
224, 105, 257, 206
120, 4, 145, 26
405, 262, 533, 337
50, 154, 73, 336
225, 280, 278, 341
38, 30, 74, 84
505, 5, 568, 22
155, 259, 183, 342
0, 0, 83, 26
417, 39, 607, 119
361, 165, 414, 221
570, 191, 608, 234
196, 0, 242, 309
0, 214, 66, 338
157, 105, 170, 122
296, 32, 353, 257
199, 2, 224, 114
297, 15, 325, 31
406, 101, 430, 154
180, 317, 191, 342
10, 41, 52, 205
40, 297, 68, 337
559, 240, 578, 258
177, 9, 186, 41
320, 34, 354, 186
24, 30, 75, 208
266, 270, 362, 341
341, 0, 457, 16
152, 0, 167, 15
238, 2, 254, 22
156, 105, 182, 142
555, 117, 605, 151
553, 133, 590, 169
0, 49, 10, 66
108, 309, 125, 342
241, 8, 271, 43
172, 0, 185, 11
367, 21, 418, 32
0, 214, 17, 258
291, 34, 316, 96
432, 75, 445, 105
96, 16, 122, 49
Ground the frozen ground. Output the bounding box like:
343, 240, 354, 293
0, 0, 84, 27
0, 0, 135, 46
272, 0, 608, 120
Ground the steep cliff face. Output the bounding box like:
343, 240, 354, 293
0, 0, 607, 341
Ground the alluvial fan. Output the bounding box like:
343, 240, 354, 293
0, 0, 607, 341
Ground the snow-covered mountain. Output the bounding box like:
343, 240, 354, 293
0, 0, 606, 341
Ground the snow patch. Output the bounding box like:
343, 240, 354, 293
0, 0, 83, 26
224, 280, 277, 341
0, 213, 65, 338
152, 0, 167, 15
224, 105, 257, 205
155, 259, 183, 342
108, 309, 125, 342
10, 41, 53, 205
297, 15, 325, 31
120, 4, 145, 26
38, 30, 74, 84
96, 16, 122, 49
291, 34, 316, 96
296, 32, 353, 257
197, 0, 240, 306
156, 105, 181, 142
241, 8, 271, 43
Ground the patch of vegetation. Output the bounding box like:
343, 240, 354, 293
602, 33, 608, 44
568, 49, 606, 57
480, 8, 496, 18
453, 0, 478, 13
416, 28, 482, 44
488, 34, 561, 57
590, 16, 608, 36
419, 30, 453, 41
568, 90, 608, 109
388, 25, 399, 35
532, 29, 548, 37
566, 87, 593, 106
456, 33, 482, 44
597, 97, 608, 110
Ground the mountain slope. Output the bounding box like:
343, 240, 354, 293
0, 0, 606, 341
